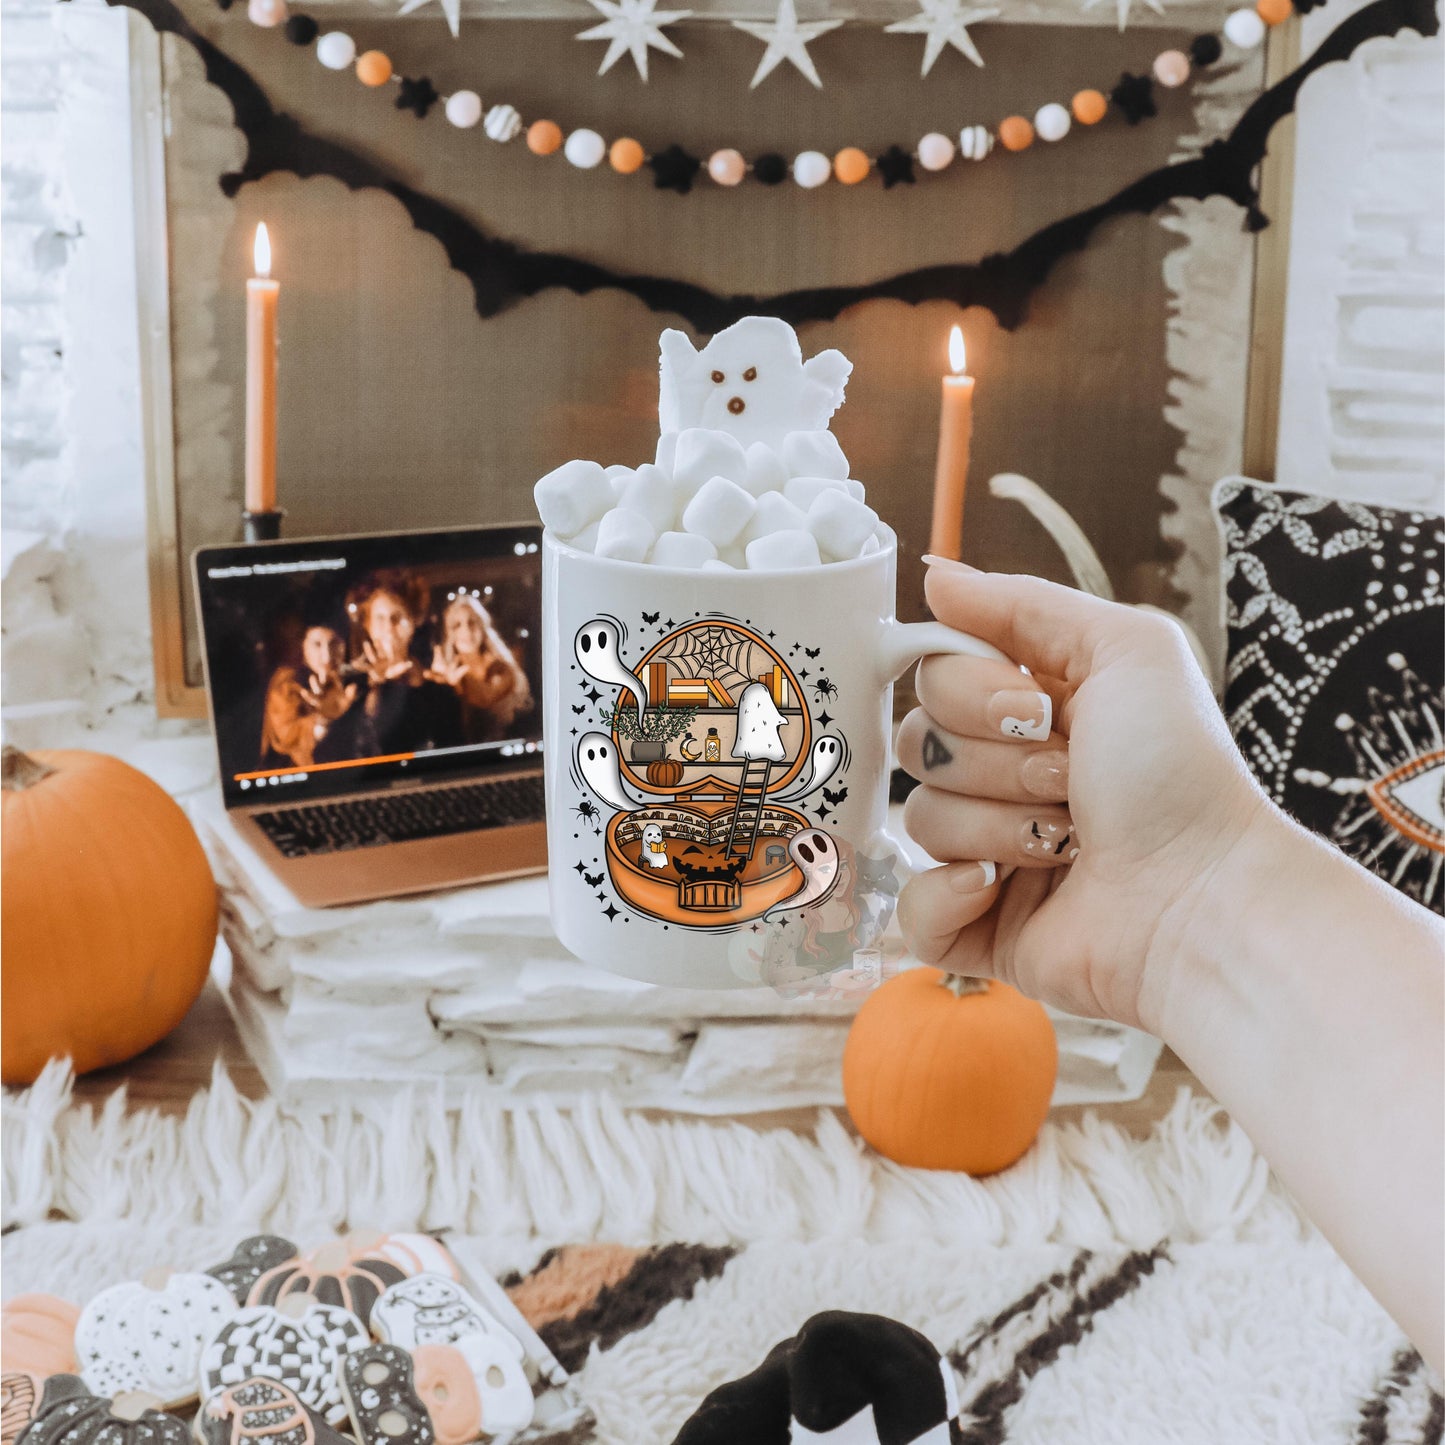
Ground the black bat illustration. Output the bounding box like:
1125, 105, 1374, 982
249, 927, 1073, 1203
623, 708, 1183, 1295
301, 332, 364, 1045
822, 784, 848, 806
571, 703, 586, 715
642, 610, 660, 625
804, 646, 821, 659
584, 871, 605, 887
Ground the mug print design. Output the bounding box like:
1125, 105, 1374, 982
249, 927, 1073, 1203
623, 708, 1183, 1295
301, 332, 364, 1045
570, 612, 849, 930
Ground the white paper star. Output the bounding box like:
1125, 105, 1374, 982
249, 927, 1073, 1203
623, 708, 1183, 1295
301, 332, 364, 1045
732, 0, 843, 89
576, 0, 692, 80
1080, 0, 1164, 31
396, 0, 461, 39
885, 0, 1000, 74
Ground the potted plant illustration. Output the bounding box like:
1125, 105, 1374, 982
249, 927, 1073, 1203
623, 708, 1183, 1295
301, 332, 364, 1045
604, 701, 699, 766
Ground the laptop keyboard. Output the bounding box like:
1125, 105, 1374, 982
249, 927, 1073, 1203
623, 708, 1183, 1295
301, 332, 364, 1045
251, 774, 545, 858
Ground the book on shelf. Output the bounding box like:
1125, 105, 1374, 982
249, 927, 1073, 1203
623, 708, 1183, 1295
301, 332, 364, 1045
705, 678, 734, 708
756, 666, 790, 708
648, 662, 668, 704
668, 677, 712, 705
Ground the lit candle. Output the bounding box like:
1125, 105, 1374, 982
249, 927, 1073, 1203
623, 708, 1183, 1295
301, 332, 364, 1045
245, 222, 279, 514
928, 324, 975, 562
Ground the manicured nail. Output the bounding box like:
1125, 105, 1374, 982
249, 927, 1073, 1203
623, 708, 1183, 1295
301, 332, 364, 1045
1020, 750, 1069, 801
947, 860, 997, 893
1021, 817, 1074, 860
921, 554, 981, 573
987, 689, 1052, 741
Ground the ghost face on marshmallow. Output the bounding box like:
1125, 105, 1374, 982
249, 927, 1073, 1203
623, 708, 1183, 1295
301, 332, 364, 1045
659, 318, 852, 451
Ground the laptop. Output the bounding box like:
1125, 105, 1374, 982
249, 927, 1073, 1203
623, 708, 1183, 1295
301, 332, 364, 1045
193, 523, 547, 908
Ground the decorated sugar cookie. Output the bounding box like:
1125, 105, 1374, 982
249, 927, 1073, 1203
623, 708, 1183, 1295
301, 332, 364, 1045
370, 1235, 458, 1282
248, 1239, 406, 1327
12, 1374, 190, 1445
75, 1272, 236, 1404
197, 1377, 352, 1445
199, 1298, 368, 1426
205, 1237, 300, 1306
369, 1276, 507, 1352
417, 1337, 533, 1438
336, 1344, 435, 1445
1, 1373, 41, 1445
0, 1296, 80, 1379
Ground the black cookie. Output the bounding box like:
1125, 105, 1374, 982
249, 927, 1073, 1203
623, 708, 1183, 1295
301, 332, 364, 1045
337, 1346, 434, 1445
16, 1375, 191, 1445
206, 1238, 300, 1306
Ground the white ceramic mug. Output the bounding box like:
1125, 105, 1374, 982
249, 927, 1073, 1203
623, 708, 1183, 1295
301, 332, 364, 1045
542, 525, 1007, 989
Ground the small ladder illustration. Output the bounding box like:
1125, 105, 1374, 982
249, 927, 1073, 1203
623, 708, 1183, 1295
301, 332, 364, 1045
725, 757, 771, 860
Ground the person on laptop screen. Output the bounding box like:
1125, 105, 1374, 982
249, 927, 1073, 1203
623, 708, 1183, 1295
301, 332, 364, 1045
428, 589, 534, 744
259, 620, 357, 769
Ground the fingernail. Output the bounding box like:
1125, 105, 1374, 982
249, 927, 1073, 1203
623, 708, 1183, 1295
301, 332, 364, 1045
987, 689, 1052, 741
1021, 817, 1075, 860
947, 860, 997, 893
921, 554, 981, 573
1020, 750, 1069, 800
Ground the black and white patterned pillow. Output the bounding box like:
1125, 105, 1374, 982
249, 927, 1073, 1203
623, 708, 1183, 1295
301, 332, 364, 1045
1214, 478, 1444, 913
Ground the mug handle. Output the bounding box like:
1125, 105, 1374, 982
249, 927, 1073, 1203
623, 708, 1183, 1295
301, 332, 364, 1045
875, 619, 1013, 689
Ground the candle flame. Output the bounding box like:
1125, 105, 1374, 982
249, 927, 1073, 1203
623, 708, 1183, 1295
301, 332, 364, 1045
948, 324, 967, 375
253, 222, 271, 278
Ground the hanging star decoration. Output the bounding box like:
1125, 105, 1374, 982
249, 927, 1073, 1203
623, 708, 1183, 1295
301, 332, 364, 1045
395, 76, 439, 118
876, 145, 916, 188
732, 0, 843, 89
577, 0, 692, 80
649, 144, 702, 193
1081, 0, 1165, 32
885, 0, 1000, 74
395, 0, 461, 41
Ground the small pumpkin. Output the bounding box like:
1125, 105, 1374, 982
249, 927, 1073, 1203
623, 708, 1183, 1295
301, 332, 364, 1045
1, 748, 219, 1085
645, 758, 685, 788
0, 1296, 80, 1378
842, 969, 1057, 1175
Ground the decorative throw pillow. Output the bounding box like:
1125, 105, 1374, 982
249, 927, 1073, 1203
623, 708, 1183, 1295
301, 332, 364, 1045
1214, 478, 1444, 913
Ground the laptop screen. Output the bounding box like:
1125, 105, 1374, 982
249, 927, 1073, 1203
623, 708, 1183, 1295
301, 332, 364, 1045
194, 525, 543, 807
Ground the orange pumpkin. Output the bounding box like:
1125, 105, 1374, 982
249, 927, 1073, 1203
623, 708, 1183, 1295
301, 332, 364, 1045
1, 748, 218, 1085
646, 758, 685, 788
842, 969, 1057, 1175
0, 1295, 81, 1377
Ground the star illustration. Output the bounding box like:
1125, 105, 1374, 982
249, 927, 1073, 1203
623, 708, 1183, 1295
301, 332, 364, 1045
577, 0, 691, 80
877, 145, 916, 189
885, 0, 1000, 74
818, 710, 834, 727
1081, 0, 1164, 31
585, 686, 602, 703
602, 902, 620, 921
733, 0, 843, 89
396, 0, 461, 40
574, 861, 587, 875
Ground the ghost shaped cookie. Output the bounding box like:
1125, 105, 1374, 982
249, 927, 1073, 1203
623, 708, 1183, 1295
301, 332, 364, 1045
658, 318, 852, 451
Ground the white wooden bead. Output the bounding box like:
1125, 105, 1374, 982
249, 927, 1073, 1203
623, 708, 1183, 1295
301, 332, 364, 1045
1034, 103, 1071, 143
564, 128, 607, 169
917, 132, 955, 172
792, 151, 831, 189
959, 124, 994, 161
445, 91, 482, 129
484, 105, 522, 142
315, 31, 356, 69
1224, 7, 1267, 46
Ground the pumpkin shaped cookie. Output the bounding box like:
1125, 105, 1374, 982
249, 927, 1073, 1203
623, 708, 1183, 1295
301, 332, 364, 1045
13, 1374, 190, 1445
1, 1297, 80, 1379
1, 1372, 40, 1445
248, 1239, 405, 1328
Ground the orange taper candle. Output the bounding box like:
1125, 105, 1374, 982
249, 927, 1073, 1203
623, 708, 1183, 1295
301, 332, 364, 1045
928, 325, 975, 562
245, 222, 279, 513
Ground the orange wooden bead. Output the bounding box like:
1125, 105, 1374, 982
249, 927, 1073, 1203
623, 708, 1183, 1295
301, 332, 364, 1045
355, 50, 392, 86
527, 120, 563, 156
609, 137, 645, 175
1257, 0, 1292, 23
833, 146, 871, 185
1071, 89, 1108, 125
998, 115, 1034, 152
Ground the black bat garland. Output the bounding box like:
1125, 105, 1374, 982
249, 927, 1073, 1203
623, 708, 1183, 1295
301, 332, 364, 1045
114, 0, 1437, 333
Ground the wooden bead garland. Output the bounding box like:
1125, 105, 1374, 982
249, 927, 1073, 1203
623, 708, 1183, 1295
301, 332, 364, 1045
354, 50, 392, 86
1033, 102, 1070, 142
998, 115, 1034, 152
609, 136, 645, 173
444, 90, 482, 128
833, 146, 871, 184
527, 119, 563, 155
1072, 88, 1108, 124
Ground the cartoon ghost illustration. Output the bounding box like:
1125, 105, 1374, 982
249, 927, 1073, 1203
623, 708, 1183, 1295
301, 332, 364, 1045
734, 682, 788, 762
640, 822, 670, 870
658, 318, 853, 451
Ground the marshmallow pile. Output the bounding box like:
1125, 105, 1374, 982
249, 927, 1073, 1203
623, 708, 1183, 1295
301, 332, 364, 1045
533, 317, 882, 572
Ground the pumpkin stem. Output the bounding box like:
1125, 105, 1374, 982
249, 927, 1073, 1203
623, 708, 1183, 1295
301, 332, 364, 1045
941, 971, 991, 998
1, 746, 56, 792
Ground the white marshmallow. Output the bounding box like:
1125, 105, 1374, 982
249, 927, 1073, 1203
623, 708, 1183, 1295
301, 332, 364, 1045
859, 532, 882, 556
782, 430, 849, 481
605, 464, 635, 501
655, 432, 679, 477
844, 478, 866, 501
534, 459, 614, 539
651, 530, 718, 569
570, 520, 601, 553
682, 475, 758, 547
743, 442, 789, 497
594, 507, 655, 563
807, 490, 879, 561
784, 475, 850, 512
619, 464, 676, 535
701, 558, 736, 571
745, 529, 822, 571
673, 427, 749, 498
742, 491, 809, 546
719, 544, 748, 569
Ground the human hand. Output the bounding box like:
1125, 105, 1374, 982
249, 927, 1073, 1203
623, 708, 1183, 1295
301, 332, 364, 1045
896, 560, 1271, 1033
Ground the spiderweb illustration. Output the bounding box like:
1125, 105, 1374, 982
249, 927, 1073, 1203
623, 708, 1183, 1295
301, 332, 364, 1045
657, 626, 769, 697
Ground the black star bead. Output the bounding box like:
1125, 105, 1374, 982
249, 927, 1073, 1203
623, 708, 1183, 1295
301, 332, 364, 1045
1110, 72, 1157, 125
396, 77, 439, 119
876, 146, 915, 189
602, 903, 620, 921
752, 152, 788, 185
649, 145, 701, 195
1188, 32, 1223, 65
818, 710, 833, 727
284, 13, 318, 44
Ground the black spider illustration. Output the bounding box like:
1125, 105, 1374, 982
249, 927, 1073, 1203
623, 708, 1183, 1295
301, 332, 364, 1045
812, 677, 838, 704
572, 798, 603, 832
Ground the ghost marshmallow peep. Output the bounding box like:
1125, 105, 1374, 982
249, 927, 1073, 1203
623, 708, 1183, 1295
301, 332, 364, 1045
533, 317, 880, 570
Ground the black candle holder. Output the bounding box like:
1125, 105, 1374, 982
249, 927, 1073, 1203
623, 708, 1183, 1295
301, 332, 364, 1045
243, 508, 285, 543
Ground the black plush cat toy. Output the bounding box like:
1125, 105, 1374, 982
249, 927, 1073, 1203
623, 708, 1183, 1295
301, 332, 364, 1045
673, 1311, 960, 1445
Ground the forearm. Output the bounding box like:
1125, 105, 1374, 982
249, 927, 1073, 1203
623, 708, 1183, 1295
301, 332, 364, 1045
1149, 808, 1444, 1368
